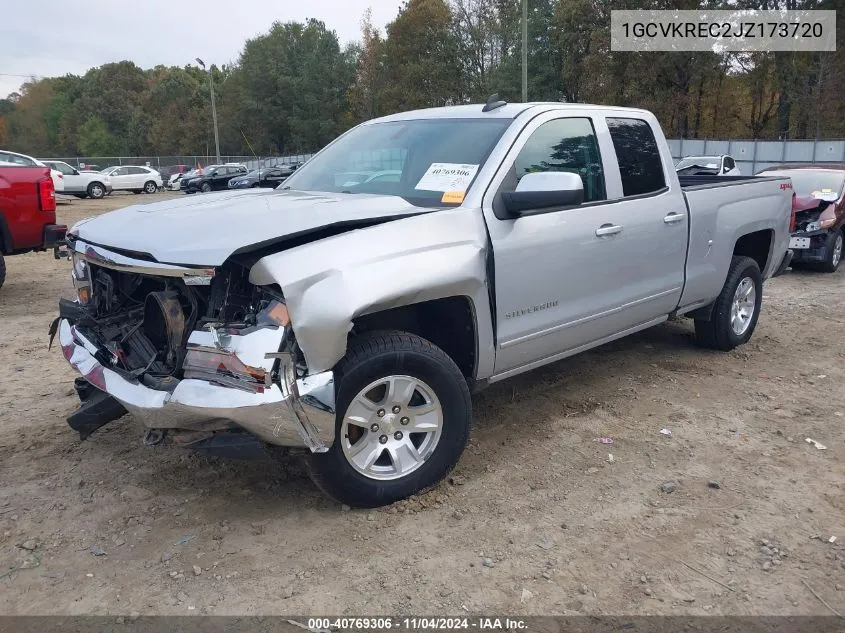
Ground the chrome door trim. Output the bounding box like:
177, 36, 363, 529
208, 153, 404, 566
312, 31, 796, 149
499, 287, 681, 349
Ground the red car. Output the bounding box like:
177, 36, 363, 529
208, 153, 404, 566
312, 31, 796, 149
0, 164, 67, 290
759, 164, 845, 272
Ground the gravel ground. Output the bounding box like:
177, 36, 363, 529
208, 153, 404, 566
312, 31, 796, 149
0, 192, 843, 616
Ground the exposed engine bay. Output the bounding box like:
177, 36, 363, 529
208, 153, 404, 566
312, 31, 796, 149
55, 249, 295, 395
793, 202, 830, 233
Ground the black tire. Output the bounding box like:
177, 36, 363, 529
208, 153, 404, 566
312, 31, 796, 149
143, 181, 157, 194
0, 252, 5, 291
694, 256, 762, 351
250, 183, 260, 188
307, 331, 471, 508
200, 182, 212, 193
87, 182, 105, 199
820, 230, 843, 273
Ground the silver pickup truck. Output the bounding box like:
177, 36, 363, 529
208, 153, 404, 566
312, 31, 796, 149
54, 100, 795, 507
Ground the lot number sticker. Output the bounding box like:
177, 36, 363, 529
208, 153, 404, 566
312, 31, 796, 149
415, 163, 479, 192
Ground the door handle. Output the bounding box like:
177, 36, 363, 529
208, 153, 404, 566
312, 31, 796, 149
596, 224, 623, 236
664, 213, 685, 224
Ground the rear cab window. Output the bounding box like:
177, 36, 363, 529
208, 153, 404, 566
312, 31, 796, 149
605, 117, 666, 197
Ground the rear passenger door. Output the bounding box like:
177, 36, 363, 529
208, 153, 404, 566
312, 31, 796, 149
483, 110, 687, 376
129, 166, 148, 188
109, 167, 132, 190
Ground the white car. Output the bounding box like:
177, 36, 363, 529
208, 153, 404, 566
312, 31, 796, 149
675, 154, 741, 176
168, 171, 196, 191
99, 165, 163, 194
0, 149, 65, 193
41, 160, 112, 199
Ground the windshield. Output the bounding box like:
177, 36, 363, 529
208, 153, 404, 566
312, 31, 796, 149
770, 169, 845, 200
281, 118, 511, 206
676, 156, 721, 170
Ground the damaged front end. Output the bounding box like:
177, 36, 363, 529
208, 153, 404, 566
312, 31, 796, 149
790, 199, 838, 263
54, 236, 336, 457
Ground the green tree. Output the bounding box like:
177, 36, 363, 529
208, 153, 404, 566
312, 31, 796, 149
381, 0, 462, 111
238, 19, 355, 153
77, 116, 120, 156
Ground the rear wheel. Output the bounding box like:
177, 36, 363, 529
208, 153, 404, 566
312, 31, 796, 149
821, 230, 843, 273
143, 181, 157, 194
87, 182, 105, 199
695, 256, 762, 351
307, 331, 471, 508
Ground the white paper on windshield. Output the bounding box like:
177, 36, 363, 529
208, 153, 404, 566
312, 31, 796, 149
811, 189, 839, 202
415, 163, 479, 192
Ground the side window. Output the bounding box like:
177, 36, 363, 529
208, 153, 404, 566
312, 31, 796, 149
114, 167, 128, 176
56, 162, 75, 175
724, 156, 735, 171
512, 118, 606, 202
606, 118, 666, 197
5, 153, 34, 165
130, 166, 147, 175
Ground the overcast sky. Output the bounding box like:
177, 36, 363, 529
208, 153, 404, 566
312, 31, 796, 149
0, 0, 401, 99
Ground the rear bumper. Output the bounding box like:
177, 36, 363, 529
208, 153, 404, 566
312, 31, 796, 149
43, 224, 67, 249
58, 318, 336, 452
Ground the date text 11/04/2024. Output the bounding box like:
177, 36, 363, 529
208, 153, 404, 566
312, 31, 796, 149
306, 618, 527, 630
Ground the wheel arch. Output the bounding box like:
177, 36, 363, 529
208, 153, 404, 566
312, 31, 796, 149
353, 296, 478, 381
733, 229, 773, 275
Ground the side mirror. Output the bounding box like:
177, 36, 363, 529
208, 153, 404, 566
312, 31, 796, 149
500, 172, 584, 217
72, 168, 79, 176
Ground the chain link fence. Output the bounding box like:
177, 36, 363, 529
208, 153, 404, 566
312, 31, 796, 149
668, 138, 845, 175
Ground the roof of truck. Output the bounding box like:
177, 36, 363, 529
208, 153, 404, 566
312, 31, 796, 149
370, 102, 652, 123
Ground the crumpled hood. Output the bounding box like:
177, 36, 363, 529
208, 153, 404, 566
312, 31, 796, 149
793, 195, 832, 212
72, 189, 433, 265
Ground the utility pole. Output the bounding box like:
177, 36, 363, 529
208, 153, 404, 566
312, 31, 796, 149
521, 0, 528, 102
196, 58, 221, 164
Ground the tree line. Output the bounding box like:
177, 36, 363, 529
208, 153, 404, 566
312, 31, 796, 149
2, 0, 843, 158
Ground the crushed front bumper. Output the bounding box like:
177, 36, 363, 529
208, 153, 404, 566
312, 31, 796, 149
790, 230, 830, 263
58, 318, 336, 452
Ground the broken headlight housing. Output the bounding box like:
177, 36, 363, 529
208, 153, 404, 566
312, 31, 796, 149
70, 252, 92, 304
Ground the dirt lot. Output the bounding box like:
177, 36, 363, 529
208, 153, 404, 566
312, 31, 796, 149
1, 191, 844, 616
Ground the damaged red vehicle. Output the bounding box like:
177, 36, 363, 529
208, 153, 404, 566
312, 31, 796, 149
759, 164, 845, 272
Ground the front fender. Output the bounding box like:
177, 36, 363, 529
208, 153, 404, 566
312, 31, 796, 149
249, 208, 494, 378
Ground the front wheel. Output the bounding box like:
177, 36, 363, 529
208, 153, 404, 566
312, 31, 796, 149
821, 230, 843, 273
307, 332, 471, 508
695, 256, 762, 351
200, 183, 212, 193
143, 181, 158, 194
87, 182, 105, 199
